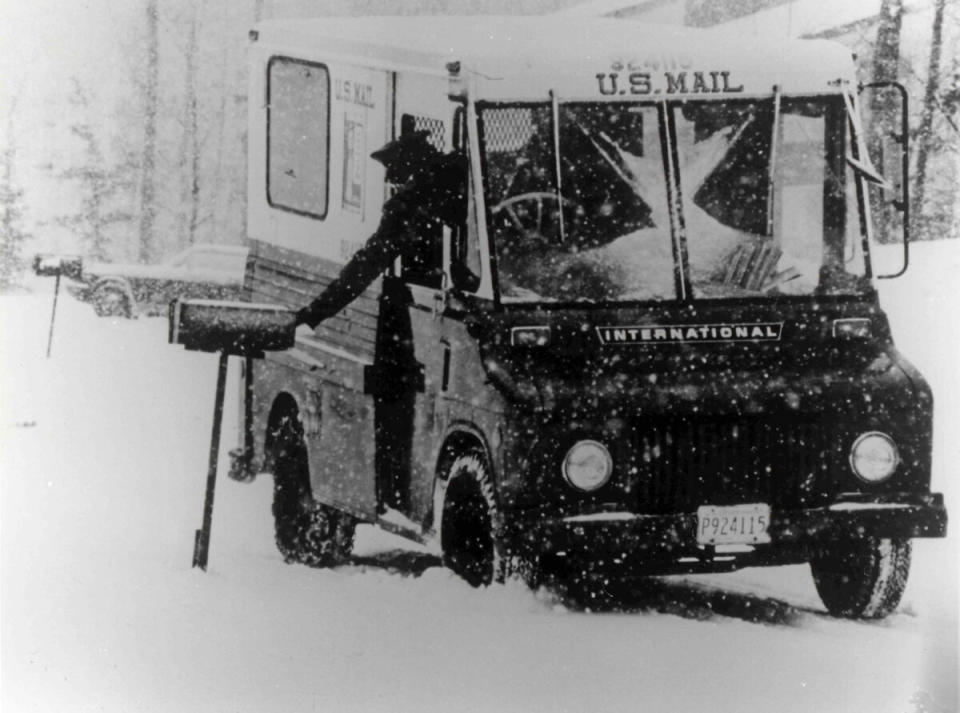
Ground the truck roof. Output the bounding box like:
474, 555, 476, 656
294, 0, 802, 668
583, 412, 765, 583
253, 16, 857, 100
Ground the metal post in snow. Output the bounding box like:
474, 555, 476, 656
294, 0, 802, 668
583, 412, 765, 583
46, 274, 61, 359
192, 350, 230, 571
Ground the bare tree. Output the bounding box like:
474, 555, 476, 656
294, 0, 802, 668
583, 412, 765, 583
868, 0, 904, 244
0, 98, 33, 291
193, 0, 254, 249
166, 0, 252, 251
138, 0, 160, 263
911, 0, 947, 237
55, 81, 136, 262
178, 2, 202, 246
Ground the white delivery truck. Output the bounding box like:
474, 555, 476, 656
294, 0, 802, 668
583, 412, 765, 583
205, 15, 944, 615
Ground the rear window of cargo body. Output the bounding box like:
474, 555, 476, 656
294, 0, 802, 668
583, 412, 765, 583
267, 57, 330, 219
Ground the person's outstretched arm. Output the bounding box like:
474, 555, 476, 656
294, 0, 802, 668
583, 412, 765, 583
295, 205, 407, 328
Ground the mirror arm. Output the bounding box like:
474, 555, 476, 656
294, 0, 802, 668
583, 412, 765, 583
860, 81, 909, 279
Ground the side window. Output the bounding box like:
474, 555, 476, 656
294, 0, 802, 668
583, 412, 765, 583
267, 58, 330, 218
400, 113, 447, 288
401, 113, 445, 151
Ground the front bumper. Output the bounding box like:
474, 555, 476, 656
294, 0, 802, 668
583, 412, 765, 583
521, 493, 947, 575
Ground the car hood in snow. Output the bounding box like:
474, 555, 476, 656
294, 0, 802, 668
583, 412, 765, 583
83, 261, 242, 285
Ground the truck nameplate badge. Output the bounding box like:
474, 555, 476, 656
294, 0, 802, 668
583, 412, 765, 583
596, 322, 783, 345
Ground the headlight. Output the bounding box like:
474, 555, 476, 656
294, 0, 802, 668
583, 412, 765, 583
850, 432, 899, 483
562, 440, 612, 491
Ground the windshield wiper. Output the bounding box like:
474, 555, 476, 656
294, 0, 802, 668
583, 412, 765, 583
845, 155, 892, 189
549, 89, 567, 246
766, 85, 781, 237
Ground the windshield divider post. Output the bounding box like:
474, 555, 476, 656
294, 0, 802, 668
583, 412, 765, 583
660, 100, 690, 302
466, 97, 496, 299
766, 85, 782, 238
549, 90, 567, 247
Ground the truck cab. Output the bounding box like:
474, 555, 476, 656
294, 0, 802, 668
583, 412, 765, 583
236, 16, 946, 617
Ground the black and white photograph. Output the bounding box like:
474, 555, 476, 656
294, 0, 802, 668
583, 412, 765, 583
1, 1, 957, 711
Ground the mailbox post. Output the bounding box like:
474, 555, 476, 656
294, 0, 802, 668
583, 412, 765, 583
193, 350, 230, 570
168, 298, 295, 570
33, 255, 83, 358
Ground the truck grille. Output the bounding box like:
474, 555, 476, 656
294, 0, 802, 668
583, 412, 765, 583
632, 417, 836, 512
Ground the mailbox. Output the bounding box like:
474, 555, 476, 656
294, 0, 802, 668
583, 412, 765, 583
169, 299, 295, 357
34, 254, 83, 279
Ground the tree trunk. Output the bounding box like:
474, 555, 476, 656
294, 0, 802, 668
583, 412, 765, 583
90, 171, 107, 261
211, 0, 232, 246
1, 106, 17, 242
182, 4, 201, 246
911, 0, 947, 238
0, 101, 27, 290
869, 0, 904, 244
138, 0, 159, 263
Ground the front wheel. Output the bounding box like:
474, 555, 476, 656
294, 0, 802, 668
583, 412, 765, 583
810, 537, 911, 619
439, 451, 504, 587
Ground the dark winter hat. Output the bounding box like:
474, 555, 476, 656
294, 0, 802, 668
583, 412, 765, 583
370, 130, 437, 169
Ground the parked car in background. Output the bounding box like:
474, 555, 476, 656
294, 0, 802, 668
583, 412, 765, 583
66, 244, 249, 318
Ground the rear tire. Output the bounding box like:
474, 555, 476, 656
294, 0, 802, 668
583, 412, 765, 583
810, 537, 911, 619
272, 413, 354, 567
440, 451, 504, 587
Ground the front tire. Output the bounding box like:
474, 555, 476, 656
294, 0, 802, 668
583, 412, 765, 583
810, 537, 911, 619
272, 414, 354, 567
440, 451, 504, 587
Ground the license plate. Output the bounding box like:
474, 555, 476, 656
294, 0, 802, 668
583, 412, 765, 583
696, 503, 771, 545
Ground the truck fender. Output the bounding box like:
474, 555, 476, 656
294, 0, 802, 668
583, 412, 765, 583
91, 276, 137, 314
428, 424, 498, 537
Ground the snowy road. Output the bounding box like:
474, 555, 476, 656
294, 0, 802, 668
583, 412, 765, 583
2, 242, 957, 713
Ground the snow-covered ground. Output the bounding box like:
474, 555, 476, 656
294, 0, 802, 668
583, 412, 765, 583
2, 241, 958, 713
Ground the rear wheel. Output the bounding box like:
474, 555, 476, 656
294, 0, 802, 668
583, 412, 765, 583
810, 537, 911, 619
440, 451, 504, 587
272, 413, 354, 567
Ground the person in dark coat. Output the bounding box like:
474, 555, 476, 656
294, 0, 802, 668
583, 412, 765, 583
293, 131, 467, 514
294, 131, 468, 328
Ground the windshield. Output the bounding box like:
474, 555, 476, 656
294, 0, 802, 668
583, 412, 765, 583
674, 97, 866, 298
479, 97, 868, 304
481, 103, 675, 302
